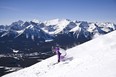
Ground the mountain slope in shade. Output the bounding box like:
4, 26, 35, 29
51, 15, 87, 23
3, 30, 116, 77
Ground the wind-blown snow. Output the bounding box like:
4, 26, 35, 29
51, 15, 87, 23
32, 19, 41, 23
3, 31, 116, 77
44, 19, 59, 26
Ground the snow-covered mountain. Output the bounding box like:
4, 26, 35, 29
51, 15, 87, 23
0, 19, 116, 53
43, 19, 70, 34
3, 30, 116, 77
0, 20, 52, 40
0, 19, 116, 39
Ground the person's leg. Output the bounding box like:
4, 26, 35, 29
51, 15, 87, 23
58, 52, 61, 62
58, 55, 60, 62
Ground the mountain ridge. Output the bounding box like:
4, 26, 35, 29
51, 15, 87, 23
1, 19, 116, 38
0, 19, 116, 53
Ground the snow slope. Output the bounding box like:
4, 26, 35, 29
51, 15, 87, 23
3, 31, 116, 77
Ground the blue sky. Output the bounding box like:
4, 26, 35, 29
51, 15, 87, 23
0, 0, 116, 25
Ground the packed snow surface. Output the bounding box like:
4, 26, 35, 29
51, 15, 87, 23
3, 31, 116, 77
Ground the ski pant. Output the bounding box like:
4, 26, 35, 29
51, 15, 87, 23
57, 52, 61, 62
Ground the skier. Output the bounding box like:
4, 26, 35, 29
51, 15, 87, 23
52, 44, 61, 63
52, 44, 67, 63
55, 44, 61, 62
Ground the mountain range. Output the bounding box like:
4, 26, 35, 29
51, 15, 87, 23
0, 19, 116, 53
